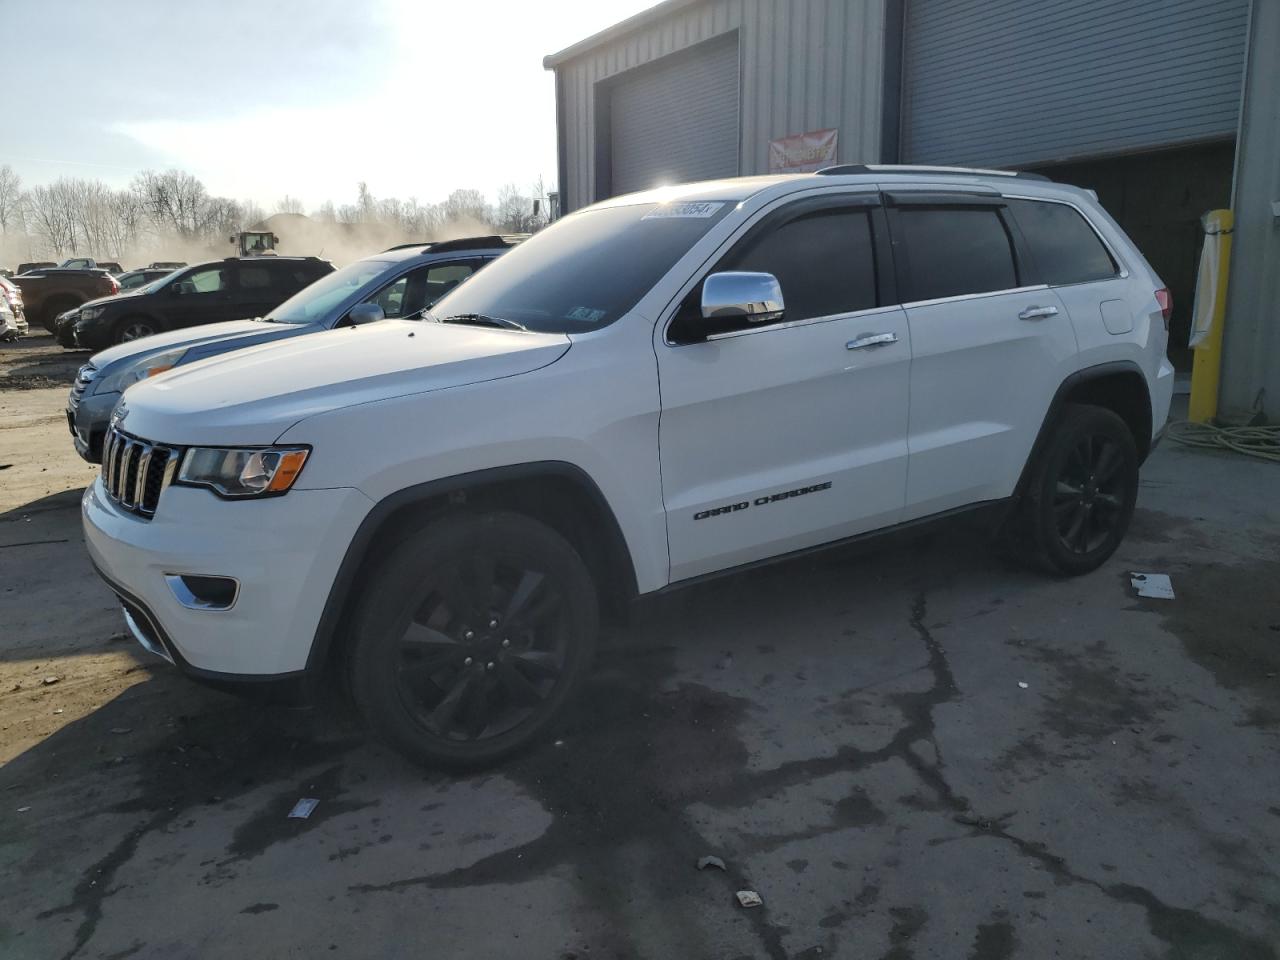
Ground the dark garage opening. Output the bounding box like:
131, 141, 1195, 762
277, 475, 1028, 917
1027, 140, 1236, 373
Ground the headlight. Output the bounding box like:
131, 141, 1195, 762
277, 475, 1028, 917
92, 348, 186, 395
80, 306, 106, 321
177, 446, 310, 498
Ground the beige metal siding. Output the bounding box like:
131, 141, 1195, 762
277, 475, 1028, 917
553, 0, 887, 212
609, 34, 741, 194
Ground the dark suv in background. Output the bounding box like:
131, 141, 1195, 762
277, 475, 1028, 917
67, 256, 334, 350
67, 236, 519, 461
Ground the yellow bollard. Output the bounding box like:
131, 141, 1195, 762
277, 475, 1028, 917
1188, 209, 1233, 423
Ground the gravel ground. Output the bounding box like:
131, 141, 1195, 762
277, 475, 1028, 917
1, 330, 1278, 960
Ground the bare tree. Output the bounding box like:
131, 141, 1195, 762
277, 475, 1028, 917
275, 195, 304, 215
439, 188, 494, 228
0, 165, 23, 234
494, 180, 549, 234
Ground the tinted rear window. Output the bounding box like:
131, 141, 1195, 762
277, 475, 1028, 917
898, 207, 1018, 301
1008, 199, 1118, 286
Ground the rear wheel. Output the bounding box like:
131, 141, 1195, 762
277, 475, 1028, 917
349, 511, 598, 767
1008, 403, 1139, 576
42, 297, 80, 334
115, 317, 158, 343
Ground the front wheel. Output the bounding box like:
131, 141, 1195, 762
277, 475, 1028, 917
348, 511, 599, 767
1008, 403, 1140, 576
115, 317, 158, 343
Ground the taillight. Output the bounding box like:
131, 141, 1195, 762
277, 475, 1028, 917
109, 278, 120, 293
1154, 288, 1171, 330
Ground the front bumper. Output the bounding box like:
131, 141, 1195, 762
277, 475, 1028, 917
82, 478, 375, 678
67, 387, 116, 463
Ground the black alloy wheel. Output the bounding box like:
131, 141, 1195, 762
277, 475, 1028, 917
394, 552, 570, 742
350, 511, 598, 767
1052, 432, 1128, 555
1010, 403, 1139, 576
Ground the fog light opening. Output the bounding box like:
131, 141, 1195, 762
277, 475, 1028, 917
166, 574, 239, 611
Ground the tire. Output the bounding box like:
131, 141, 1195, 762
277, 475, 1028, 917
1007, 403, 1139, 576
114, 317, 159, 344
42, 297, 80, 334
348, 511, 599, 767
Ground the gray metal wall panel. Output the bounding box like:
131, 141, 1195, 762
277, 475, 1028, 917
552, 0, 887, 212
1220, 0, 1280, 422
902, 0, 1249, 167
609, 35, 741, 195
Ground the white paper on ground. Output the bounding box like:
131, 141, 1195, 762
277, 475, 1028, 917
1131, 573, 1175, 599
288, 798, 319, 819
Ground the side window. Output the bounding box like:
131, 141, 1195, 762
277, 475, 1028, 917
1008, 199, 1118, 286
180, 267, 229, 294
239, 266, 273, 290
423, 262, 476, 307
897, 207, 1018, 302
362, 261, 478, 320
671, 205, 878, 341
371, 276, 409, 318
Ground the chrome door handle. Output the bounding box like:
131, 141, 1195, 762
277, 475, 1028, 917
846, 332, 898, 350
1018, 305, 1059, 321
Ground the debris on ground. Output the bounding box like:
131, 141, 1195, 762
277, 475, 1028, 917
1131, 572, 1175, 599
735, 890, 763, 909
1017, 681, 1029, 689
17, 806, 31, 813
289, 798, 320, 819
41, 676, 60, 686
697, 855, 726, 871
109, 727, 132, 735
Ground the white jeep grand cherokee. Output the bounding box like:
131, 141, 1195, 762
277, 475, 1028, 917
84, 165, 1174, 765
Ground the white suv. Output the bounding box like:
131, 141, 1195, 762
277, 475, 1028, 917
84, 166, 1174, 765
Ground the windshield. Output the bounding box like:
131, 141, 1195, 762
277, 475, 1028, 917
266, 259, 392, 324
430, 201, 732, 334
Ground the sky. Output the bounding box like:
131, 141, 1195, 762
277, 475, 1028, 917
3, 0, 656, 210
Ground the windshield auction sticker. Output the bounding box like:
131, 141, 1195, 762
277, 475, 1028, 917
643, 201, 725, 220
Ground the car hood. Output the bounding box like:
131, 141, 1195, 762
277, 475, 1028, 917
89, 319, 284, 370
117, 320, 571, 447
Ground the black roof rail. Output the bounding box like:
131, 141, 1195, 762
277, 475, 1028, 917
817, 163, 1051, 182
422, 234, 529, 254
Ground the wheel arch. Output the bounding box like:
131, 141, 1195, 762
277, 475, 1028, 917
1015, 361, 1154, 498
306, 461, 639, 683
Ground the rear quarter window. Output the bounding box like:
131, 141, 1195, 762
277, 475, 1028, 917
1008, 199, 1118, 286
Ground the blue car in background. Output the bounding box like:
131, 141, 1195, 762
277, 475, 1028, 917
67, 235, 523, 462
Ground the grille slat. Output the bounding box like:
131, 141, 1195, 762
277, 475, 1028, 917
68, 363, 96, 412
100, 426, 180, 519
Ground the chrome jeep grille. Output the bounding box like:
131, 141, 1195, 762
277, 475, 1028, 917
68, 363, 96, 411
101, 426, 181, 518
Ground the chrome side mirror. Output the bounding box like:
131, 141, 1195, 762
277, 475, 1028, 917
701, 271, 785, 325
348, 302, 386, 326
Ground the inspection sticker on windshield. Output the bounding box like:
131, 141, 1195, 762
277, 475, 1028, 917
643, 201, 725, 220
567, 306, 607, 323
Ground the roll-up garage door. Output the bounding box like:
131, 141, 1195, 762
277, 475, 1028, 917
609, 33, 740, 196
901, 0, 1249, 168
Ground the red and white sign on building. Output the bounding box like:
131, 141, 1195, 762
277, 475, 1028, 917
768, 128, 839, 173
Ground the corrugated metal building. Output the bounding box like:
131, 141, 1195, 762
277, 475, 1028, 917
543, 0, 892, 213
546, 0, 1276, 419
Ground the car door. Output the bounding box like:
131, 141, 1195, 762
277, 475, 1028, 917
233, 262, 281, 319
656, 194, 911, 583
163, 264, 236, 329
884, 190, 1079, 520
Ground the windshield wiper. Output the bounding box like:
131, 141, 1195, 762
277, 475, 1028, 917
439, 312, 527, 331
